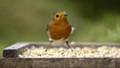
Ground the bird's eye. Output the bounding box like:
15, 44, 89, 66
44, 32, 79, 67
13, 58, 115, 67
56, 15, 59, 18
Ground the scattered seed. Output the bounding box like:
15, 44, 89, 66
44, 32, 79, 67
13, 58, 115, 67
19, 46, 120, 58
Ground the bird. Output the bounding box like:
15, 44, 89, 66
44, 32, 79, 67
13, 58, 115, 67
46, 11, 74, 51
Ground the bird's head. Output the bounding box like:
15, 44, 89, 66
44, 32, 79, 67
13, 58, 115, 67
53, 11, 68, 21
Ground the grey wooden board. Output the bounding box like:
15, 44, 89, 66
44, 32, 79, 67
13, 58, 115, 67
0, 58, 120, 68
3, 42, 30, 57
2, 42, 120, 68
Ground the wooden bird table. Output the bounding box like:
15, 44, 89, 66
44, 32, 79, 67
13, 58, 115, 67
0, 42, 120, 68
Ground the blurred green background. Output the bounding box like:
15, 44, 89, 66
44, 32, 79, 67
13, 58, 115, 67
0, 0, 120, 57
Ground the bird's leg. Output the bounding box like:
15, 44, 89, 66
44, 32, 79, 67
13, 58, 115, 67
66, 41, 73, 51
45, 40, 53, 52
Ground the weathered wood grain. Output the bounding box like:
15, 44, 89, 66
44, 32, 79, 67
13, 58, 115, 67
0, 58, 120, 68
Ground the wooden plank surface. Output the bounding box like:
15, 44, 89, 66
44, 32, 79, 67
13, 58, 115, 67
0, 58, 119, 68
1, 42, 120, 68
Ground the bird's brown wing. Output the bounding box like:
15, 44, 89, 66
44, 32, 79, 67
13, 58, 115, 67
46, 21, 53, 31
63, 24, 72, 39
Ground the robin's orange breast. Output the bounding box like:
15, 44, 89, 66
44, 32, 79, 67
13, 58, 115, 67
49, 24, 72, 40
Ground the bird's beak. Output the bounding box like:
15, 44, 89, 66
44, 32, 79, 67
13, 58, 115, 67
63, 11, 68, 16
64, 14, 68, 16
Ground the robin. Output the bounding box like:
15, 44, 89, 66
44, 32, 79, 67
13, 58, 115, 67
46, 11, 74, 51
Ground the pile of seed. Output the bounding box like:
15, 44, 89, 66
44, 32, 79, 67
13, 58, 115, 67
19, 46, 120, 58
